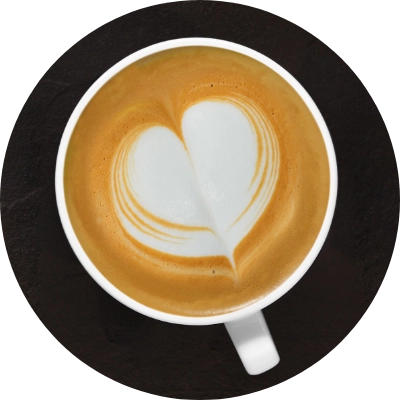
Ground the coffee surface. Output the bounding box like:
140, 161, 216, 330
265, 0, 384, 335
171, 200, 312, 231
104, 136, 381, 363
64, 47, 330, 316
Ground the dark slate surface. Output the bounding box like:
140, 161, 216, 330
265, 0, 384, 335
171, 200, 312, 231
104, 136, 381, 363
1, 1, 399, 399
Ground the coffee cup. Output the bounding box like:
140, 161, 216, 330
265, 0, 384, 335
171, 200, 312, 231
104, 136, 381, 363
55, 38, 337, 375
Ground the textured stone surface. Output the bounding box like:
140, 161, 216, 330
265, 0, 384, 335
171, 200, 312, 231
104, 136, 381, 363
1, 1, 399, 399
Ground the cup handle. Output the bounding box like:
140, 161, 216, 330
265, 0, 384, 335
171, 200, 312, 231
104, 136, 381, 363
224, 310, 280, 375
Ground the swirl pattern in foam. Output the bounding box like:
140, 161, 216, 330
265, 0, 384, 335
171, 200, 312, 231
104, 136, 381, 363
111, 97, 280, 270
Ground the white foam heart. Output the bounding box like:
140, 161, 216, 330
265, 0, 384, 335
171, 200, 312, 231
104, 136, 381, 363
111, 99, 280, 270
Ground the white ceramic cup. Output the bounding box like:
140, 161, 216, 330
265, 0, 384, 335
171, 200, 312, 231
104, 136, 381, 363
55, 38, 337, 375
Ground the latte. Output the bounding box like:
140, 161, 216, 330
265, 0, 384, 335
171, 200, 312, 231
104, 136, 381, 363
64, 46, 330, 316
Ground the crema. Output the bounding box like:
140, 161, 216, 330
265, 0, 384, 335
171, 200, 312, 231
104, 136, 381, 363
64, 46, 330, 316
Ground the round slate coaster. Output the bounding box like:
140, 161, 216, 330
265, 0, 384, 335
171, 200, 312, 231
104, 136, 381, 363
1, 1, 399, 399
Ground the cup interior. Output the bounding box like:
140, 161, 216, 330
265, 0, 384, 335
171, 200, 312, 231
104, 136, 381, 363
55, 38, 338, 325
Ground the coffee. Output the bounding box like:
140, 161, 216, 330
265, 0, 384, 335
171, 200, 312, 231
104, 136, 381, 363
64, 46, 330, 316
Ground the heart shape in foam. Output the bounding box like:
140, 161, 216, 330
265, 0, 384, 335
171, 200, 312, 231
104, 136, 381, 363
112, 99, 280, 269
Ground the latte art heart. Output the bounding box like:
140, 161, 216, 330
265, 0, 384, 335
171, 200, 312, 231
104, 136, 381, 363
112, 98, 280, 271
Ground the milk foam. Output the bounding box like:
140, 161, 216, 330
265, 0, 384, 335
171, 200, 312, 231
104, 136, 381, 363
111, 99, 280, 270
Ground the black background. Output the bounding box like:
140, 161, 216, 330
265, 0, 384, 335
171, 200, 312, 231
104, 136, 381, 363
0, 1, 399, 398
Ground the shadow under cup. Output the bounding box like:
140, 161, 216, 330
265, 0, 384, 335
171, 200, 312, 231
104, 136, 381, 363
56, 38, 337, 328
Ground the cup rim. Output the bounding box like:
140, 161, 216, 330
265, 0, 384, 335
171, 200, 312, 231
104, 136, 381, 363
55, 37, 338, 325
